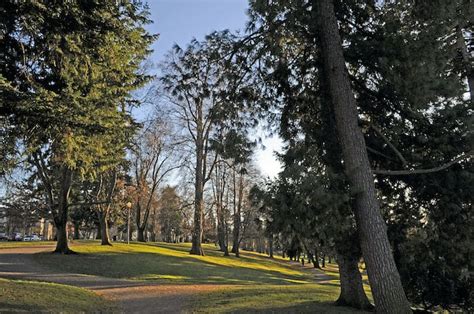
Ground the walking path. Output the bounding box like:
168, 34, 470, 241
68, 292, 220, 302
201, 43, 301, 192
0, 246, 225, 313
0, 246, 335, 313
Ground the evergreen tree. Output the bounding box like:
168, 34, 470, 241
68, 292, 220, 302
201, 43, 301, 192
0, 1, 155, 253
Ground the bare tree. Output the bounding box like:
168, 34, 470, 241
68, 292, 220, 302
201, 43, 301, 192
130, 118, 178, 242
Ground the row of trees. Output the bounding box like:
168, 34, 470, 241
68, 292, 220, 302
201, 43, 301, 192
154, 0, 472, 311
1, 0, 472, 312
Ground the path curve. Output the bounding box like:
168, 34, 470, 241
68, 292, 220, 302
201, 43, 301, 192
0, 246, 227, 313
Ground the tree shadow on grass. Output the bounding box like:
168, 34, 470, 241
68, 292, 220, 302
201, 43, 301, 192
227, 301, 370, 313
0, 302, 47, 313
32, 247, 319, 286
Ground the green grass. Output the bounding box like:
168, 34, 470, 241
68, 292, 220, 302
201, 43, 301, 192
0, 278, 116, 313
191, 285, 368, 313
32, 241, 324, 285
6, 241, 372, 313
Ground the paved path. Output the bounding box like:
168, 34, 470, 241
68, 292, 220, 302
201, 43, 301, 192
0, 246, 225, 313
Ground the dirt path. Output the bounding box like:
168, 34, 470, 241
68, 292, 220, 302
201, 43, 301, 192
0, 246, 226, 313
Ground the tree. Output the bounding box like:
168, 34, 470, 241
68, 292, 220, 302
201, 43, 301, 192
158, 186, 184, 243
1, 1, 155, 253
315, 0, 411, 311
130, 118, 177, 242
160, 34, 234, 255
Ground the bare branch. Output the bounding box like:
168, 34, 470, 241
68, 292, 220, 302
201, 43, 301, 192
370, 124, 408, 167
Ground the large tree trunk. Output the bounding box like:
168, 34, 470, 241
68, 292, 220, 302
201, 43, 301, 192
137, 226, 146, 242
95, 222, 102, 240
99, 211, 112, 246
53, 167, 74, 254
315, 0, 411, 312
312, 248, 321, 269
54, 220, 70, 253
217, 213, 228, 255
73, 220, 80, 240
336, 253, 373, 310
231, 170, 243, 257
269, 234, 274, 258
456, 25, 474, 102
190, 107, 205, 256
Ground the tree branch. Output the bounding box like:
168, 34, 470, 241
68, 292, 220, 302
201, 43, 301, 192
373, 153, 471, 176
370, 124, 408, 167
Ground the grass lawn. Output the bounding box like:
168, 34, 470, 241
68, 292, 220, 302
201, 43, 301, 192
191, 284, 369, 313
2, 241, 372, 312
0, 278, 115, 312
33, 241, 331, 285
0, 241, 56, 249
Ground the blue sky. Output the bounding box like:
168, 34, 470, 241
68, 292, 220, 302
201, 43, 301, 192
144, 0, 282, 178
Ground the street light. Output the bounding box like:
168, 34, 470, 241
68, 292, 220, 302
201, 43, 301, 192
126, 202, 132, 244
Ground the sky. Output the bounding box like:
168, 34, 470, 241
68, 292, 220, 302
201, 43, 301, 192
144, 0, 283, 178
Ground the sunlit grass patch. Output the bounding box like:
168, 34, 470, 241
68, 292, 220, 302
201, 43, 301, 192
0, 278, 116, 312
33, 241, 315, 285
190, 284, 370, 313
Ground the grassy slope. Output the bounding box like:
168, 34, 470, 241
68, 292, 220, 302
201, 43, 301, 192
26, 241, 371, 313
0, 278, 116, 313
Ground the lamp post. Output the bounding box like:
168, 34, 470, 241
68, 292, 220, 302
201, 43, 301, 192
126, 202, 132, 244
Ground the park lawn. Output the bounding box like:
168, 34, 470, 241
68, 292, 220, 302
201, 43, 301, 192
191, 284, 369, 313
32, 241, 331, 285
28, 241, 372, 312
0, 278, 116, 313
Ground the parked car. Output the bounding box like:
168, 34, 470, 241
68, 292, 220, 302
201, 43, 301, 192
23, 235, 32, 241
0, 233, 7, 241
31, 234, 41, 241
13, 233, 23, 241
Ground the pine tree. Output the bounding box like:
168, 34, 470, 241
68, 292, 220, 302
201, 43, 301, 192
0, 1, 155, 253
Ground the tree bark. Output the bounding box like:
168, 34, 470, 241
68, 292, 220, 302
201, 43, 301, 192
269, 234, 274, 258
95, 222, 102, 240
312, 248, 321, 269
190, 100, 205, 256
456, 25, 474, 102
73, 221, 80, 240
336, 253, 373, 310
215, 163, 228, 255
315, 0, 411, 312
54, 221, 70, 253
231, 170, 243, 257
99, 212, 112, 246
52, 167, 74, 254
137, 226, 146, 242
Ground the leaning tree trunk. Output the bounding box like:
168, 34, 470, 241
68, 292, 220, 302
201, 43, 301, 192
336, 252, 373, 310
99, 211, 112, 246
315, 0, 411, 312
